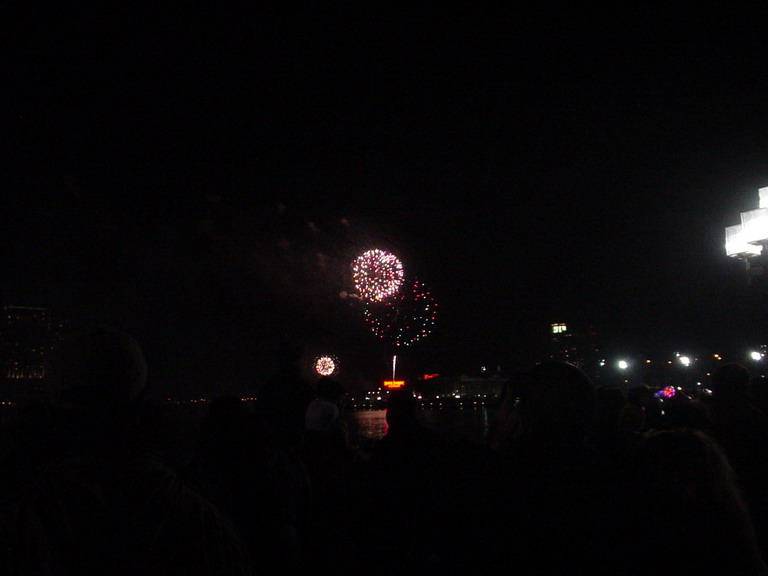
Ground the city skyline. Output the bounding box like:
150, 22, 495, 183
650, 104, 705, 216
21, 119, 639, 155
0, 298, 765, 402
5, 4, 768, 394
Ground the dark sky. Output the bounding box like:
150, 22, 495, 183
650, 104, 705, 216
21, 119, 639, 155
4, 3, 768, 392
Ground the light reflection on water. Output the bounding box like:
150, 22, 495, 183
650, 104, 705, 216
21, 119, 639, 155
349, 406, 497, 445
350, 409, 388, 440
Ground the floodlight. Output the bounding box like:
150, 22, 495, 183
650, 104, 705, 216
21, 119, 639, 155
759, 187, 768, 209
741, 209, 768, 245
725, 187, 768, 257
726, 224, 763, 257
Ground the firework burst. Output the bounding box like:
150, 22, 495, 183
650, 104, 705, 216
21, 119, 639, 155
351, 249, 404, 302
363, 277, 438, 348
312, 354, 340, 377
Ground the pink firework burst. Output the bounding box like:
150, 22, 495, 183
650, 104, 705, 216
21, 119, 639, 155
351, 249, 404, 302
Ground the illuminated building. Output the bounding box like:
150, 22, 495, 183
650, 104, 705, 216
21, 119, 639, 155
0, 306, 64, 399
453, 375, 505, 399
549, 322, 600, 371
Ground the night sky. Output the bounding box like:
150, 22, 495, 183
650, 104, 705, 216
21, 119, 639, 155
5, 3, 768, 394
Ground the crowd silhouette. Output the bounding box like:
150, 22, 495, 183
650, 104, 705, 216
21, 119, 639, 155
2, 327, 768, 575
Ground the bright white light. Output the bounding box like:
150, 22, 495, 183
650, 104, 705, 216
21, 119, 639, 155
726, 225, 763, 257
751, 351, 763, 361
617, 360, 629, 370
741, 209, 768, 246
725, 188, 768, 257
759, 187, 768, 209
679, 356, 691, 367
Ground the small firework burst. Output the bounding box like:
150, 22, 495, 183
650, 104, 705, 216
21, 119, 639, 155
313, 354, 340, 377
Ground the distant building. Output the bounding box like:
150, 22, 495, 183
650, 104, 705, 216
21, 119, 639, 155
549, 322, 601, 373
407, 373, 505, 400
453, 375, 505, 398
0, 306, 64, 400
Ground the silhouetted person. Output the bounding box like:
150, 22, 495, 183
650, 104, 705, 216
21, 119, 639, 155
623, 428, 768, 575
593, 384, 626, 430
187, 394, 310, 576
10, 326, 253, 575
464, 361, 617, 575
0, 400, 60, 567
299, 377, 364, 572
301, 376, 355, 486
256, 341, 314, 451
357, 386, 451, 574
304, 376, 347, 435
620, 383, 661, 433
487, 375, 523, 452
588, 385, 643, 484
751, 375, 768, 418
658, 389, 709, 431
706, 362, 768, 557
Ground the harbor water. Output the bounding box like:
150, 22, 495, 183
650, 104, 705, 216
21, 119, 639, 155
349, 404, 498, 445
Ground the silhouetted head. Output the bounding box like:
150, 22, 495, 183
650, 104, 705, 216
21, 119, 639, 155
639, 428, 738, 496
634, 428, 766, 574
660, 391, 705, 430
51, 326, 147, 410
519, 360, 596, 441
385, 387, 419, 431
315, 376, 346, 402
626, 384, 653, 407
711, 363, 751, 404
